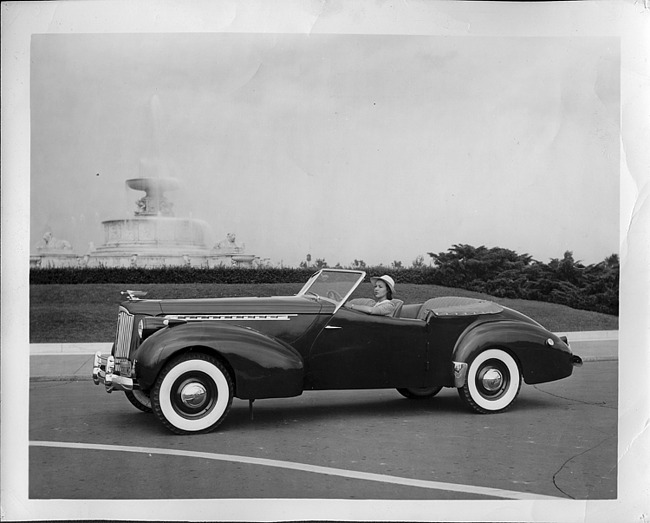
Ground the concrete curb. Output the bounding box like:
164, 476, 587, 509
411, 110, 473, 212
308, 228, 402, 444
30, 342, 112, 355
555, 331, 618, 341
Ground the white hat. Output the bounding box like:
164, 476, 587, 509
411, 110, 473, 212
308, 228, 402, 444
370, 275, 396, 294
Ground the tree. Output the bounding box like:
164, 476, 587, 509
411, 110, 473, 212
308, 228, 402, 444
428, 244, 532, 287
582, 253, 619, 314
411, 255, 425, 269
351, 259, 366, 269
548, 251, 584, 285
426, 243, 618, 315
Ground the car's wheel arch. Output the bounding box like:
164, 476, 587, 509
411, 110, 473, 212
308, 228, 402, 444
450, 320, 550, 387
150, 344, 237, 392
135, 324, 304, 399
458, 343, 522, 384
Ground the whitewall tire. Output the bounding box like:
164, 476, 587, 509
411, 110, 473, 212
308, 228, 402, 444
152, 353, 233, 435
459, 349, 522, 414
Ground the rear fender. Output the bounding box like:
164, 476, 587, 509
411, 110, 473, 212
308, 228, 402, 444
452, 321, 574, 386
133, 322, 304, 399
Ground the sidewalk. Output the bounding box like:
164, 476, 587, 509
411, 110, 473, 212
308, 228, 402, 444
29, 332, 618, 381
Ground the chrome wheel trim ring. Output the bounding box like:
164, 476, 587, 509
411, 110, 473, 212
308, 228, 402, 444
479, 367, 505, 393
179, 380, 208, 409
169, 372, 217, 419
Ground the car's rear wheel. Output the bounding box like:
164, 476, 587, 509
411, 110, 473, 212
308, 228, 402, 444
397, 386, 443, 399
125, 389, 152, 413
151, 353, 233, 435
458, 349, 522, 414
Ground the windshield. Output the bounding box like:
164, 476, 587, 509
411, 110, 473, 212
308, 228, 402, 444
298, 269, 365, 308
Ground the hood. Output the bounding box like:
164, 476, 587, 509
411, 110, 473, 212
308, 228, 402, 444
130, 295, 327, 316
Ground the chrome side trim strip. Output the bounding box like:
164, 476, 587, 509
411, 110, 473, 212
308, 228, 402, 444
164, 314, 298, 321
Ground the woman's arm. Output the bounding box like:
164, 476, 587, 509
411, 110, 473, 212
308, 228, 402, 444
368, 300, 397, 316
346, 302, 373, 313
346, 299, 396, 316
344, 298, 376, 313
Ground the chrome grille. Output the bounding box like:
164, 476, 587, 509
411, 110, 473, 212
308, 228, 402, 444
114, 308, 134, 375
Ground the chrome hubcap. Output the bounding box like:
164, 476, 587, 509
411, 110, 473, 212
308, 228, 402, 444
481, 368, 503, 392
180, 382, 208, 408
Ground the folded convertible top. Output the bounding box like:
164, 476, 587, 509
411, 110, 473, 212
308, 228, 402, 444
419, 296, 504, 318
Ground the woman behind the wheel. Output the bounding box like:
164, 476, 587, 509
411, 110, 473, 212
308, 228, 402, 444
344, 275, 398, 316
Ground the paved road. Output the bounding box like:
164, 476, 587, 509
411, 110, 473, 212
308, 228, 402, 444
29, 359, 617, 501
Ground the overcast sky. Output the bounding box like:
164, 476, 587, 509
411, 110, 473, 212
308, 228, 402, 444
30, 32, 619, 267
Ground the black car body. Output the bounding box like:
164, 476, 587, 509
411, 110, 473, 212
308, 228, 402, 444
93, 269, 582, 434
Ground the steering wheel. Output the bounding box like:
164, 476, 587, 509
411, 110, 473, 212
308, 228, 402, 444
326, 290, 343, 301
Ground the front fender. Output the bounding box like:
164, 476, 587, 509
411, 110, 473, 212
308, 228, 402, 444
133, 322, 304, 399
452, 321, 575, 386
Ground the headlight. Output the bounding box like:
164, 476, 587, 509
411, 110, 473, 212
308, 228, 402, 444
138, 317, 168, 341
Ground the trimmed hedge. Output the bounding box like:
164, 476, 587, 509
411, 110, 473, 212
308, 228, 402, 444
30, 266, 317, 285
29, 266, 441, 285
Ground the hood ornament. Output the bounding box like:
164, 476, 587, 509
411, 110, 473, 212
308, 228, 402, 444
121, 290, 148, 301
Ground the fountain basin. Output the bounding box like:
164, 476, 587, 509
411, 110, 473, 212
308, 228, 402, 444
96, 217, 208, 252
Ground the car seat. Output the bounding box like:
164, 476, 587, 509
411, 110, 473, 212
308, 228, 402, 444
390, 299, 404, 317
399, 303, 422, 319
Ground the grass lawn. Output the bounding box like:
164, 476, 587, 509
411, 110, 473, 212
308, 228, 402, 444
30, 282, 619, 343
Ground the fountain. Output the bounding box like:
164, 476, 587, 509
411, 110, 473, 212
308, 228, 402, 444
87, 177, 209, 267
86, 177, 258, 268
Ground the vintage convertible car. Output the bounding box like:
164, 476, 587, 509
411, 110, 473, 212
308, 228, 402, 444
92, 269, 583, 434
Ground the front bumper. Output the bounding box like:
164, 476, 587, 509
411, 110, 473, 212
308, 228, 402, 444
92, 352, 136, 392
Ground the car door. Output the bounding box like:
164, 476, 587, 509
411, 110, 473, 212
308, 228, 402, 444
304, 308, 428, 390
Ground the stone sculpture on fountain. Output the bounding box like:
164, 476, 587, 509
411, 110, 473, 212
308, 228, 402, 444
30, 231, 77, 267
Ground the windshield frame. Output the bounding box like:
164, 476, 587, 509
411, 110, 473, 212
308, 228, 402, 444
297, 269, 366, 312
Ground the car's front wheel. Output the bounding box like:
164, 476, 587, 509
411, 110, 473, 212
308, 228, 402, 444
151, 353, 233, 435
125, 389, 152, 413
397, 386, 443, 399
458, 349, 522, 414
